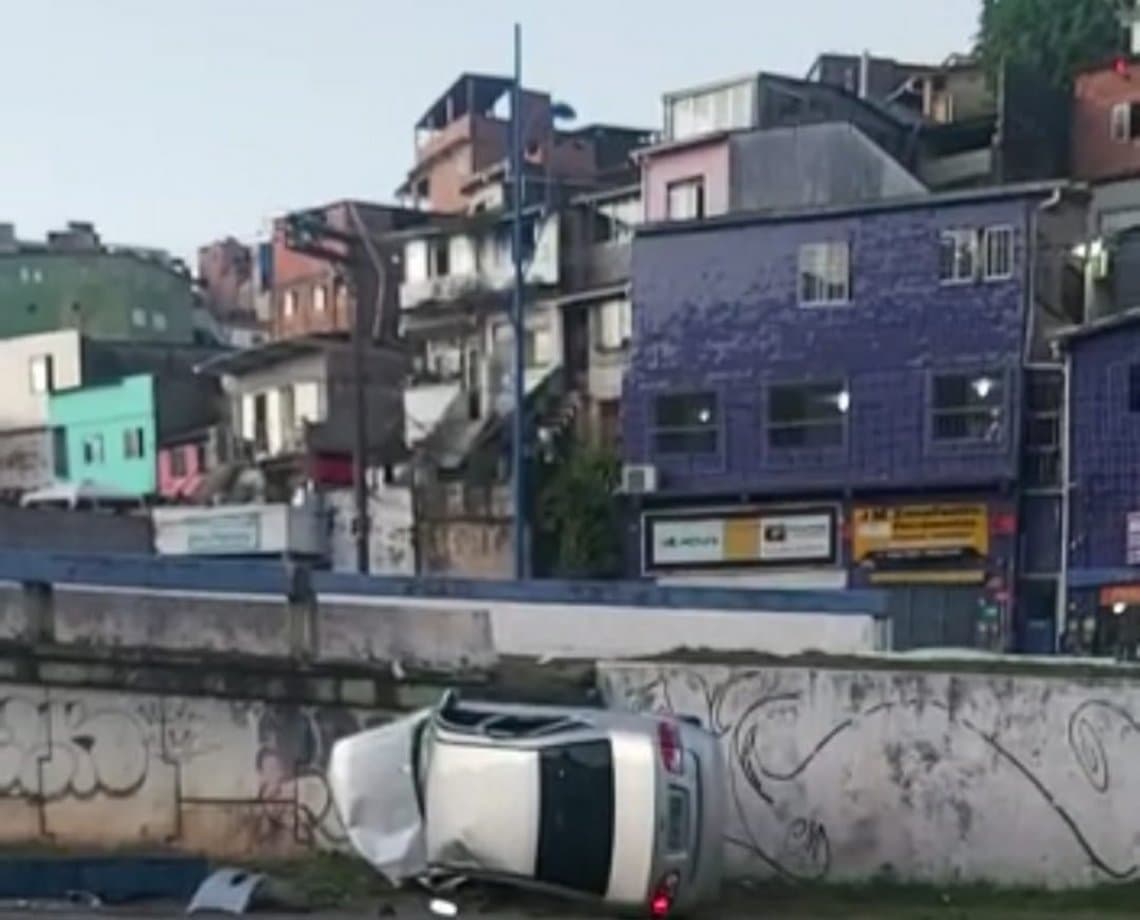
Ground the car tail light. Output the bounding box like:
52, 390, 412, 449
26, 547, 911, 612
649, 871, 679, 918
657, 721, 683, 774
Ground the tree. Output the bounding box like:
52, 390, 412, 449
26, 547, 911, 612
535, 444, 623, 579
976, 0, 1128, 87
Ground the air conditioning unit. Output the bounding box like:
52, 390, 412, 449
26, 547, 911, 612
621, 464, 658, 495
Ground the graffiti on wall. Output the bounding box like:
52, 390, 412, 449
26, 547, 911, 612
0, 685, 387, 855
605, 667, 1140, 885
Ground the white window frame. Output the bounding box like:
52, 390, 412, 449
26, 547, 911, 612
982, 225, 1014, 281
665, 177, 706, 221
1112, 101, 1132, 142
939, 229, 978, 285
283, 289, 297, 318
28, 354, 53, 394
123, 427, 145, 459
596, 299, 632, 351
152, 311, 168, 331
798, 241, 851, 307
313, 284, 327, 313
131, 308, 148, 327
82, 434, 105, 465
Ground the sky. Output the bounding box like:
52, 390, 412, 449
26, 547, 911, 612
0, 0, 978, 263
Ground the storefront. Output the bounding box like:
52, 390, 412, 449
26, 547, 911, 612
848, 499, 1016, 650
641, 505, 845, 589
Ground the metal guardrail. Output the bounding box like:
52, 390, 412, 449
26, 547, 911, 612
0, 549, 890, 617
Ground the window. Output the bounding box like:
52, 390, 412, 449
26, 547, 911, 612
931, 372, 1005, 443
52, 428, 68, 478
536, 740, 615, 896
82, 434, 105, 465
768, 381, 849, 449
983, 226, 1014, 281
170, 446, 188, 477
1111, 102, 1140, 142
429, 239, 450, 277
152, 312, 168, 331
131, 308, 148, 327
653, 392, 718, 454
28, 354, 53, 394
798, 242, 850, 306
1129, 363, 1140, 413
253, 392, 269, 452
283, 290, 297, 318
122, 427, 145, 459
666, 177, 705, 221
596, 299, 632, 350
939, 229, 978, 284
313, 284, 327, 312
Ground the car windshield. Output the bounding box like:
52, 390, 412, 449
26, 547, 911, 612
535, 739, 615, 896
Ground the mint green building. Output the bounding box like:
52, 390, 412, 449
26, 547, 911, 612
48, 374, 158, 495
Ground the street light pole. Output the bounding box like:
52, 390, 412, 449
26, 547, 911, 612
510, 22, 529, 580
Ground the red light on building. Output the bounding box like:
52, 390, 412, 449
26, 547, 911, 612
1115, 56, 1130, 78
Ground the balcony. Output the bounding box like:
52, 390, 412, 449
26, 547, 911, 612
568, 240, 631, 291
400, 215, 561, 311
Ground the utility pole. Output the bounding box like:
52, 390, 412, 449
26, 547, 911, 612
283, 205, 388, 576
510, 22, 529, 581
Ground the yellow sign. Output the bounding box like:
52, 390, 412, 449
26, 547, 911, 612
853, 503, 989, 565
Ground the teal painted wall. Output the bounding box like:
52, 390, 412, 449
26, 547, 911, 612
48, 374, 157, 495
0, 253, 194, 343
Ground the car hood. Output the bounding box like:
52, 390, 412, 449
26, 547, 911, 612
327, 708, 432, 885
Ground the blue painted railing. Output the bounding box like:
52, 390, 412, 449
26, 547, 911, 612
0, 550, 889, 617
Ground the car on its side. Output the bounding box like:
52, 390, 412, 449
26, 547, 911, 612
328, 691, 725, 917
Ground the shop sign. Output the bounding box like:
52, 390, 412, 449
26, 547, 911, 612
852, 503, 990, 583
1100, 585, 1140, 607
1126, 512, 1140, 565
645, 508, 836, 572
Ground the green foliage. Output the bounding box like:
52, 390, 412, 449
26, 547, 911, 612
976, 0, 1127, 87
536, 444, 623, 579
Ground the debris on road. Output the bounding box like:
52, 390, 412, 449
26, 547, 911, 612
186, 868, 266, 915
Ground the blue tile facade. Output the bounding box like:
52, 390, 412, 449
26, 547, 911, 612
624, 196, 1039, 496
1068, 320, 1140, 570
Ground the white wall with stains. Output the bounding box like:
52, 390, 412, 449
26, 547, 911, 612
0, 682, 385, 856
599, 662, 1140, 888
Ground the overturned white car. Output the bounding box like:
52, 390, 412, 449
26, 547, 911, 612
327, 691, 725, 917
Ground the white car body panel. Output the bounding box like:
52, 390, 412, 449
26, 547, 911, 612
425, 741, 541, 878
605, 729, 657, 904
326, 710, 430, 885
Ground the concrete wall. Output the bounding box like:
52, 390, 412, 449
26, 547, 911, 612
601, 661, 1140, 887
0, 508, 151, 554
729, 123, 925, 213
19, 586, 497, 674
0, 679, 397, 857
0, 427, 56, 494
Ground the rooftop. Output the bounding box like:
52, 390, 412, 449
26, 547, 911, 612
636, 180, 1069, 239
414, 73, 516, 130
195, 332, 403, 376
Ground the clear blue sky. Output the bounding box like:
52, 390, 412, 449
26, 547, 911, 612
0, 0, 978, 262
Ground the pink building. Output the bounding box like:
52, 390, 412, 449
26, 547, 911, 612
158, 437, 207, 501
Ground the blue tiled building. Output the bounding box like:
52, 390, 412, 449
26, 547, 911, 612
1058, 308, 1140, 654
624, 184, 1081, 649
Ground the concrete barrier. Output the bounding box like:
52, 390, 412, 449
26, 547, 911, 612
0, 551, 892, 663
599, 660, 1140, 888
